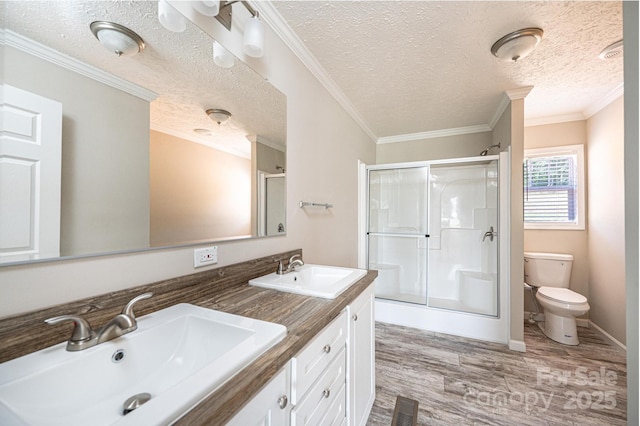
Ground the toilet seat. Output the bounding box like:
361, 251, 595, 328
537, 287, 587, 305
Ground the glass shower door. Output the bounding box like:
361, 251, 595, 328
427, 161, 498, 316
367, 167, 429, 305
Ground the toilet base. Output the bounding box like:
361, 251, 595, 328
537, 311, 580, 345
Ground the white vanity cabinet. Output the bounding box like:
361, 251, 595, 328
226, 283, 375, 426
227, 364, 291, 426
347, 284, 375, 426
291, 311, 348, 426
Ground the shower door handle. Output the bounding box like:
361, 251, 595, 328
482, 226, 497, 242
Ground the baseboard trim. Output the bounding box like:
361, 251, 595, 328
589, 321, 627, 351
509, 340, 527, 352
576, 318, 589, 328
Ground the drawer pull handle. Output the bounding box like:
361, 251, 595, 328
352, 314, 358, 321
322, 388, 331, 399
323, 344, 331, 354
278, 395, 288, 409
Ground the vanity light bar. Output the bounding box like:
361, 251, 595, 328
215, 0, 257, 31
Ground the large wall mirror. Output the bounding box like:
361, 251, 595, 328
0, 1, 286, 265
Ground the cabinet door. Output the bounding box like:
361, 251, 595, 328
348, 284, 375, 426
227, 365, 290, 426
291, 311, 348, 405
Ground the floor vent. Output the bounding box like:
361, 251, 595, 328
391, 395, 419, 426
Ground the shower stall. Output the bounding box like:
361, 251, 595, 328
364, 154, 509, 342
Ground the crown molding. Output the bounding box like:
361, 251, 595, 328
524, 113, 586, 127
506, 86, 534, 100
245, 134, 286, 152
150, 124, 250, 159
255, 1, 378, 142
378, 124, 492, 144
525, 83, 624, 127
488, 94, 512, 130
583, 82, 624, 118
1, 29, 157, 102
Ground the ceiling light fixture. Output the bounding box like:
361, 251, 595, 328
491, 28, 544, 62
206, 108, 232, 124
599, 39, 623, 60
243, 12, 265, 58
158, 0, 186, 33
90, 21, 145, 57
192, 0, 220, 17
213, 41, 235, 68
214, 1, 265, 58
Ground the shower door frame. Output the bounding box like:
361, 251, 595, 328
360, 154, 510, 344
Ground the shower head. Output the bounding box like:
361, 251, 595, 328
479, 143, 501, 156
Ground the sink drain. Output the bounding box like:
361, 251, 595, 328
112, 349, 126, 363
122, 392, 151, 415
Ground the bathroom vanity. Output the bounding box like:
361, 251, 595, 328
226, 284, 375, 426
178, 267, 376, 425
0, 250, 376, 425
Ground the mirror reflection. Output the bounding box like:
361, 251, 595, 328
0, 1, 287, 265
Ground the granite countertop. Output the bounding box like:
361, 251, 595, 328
175, 270, 377, 425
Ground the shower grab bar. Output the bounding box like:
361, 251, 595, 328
367, 232, 430, 238
299, 201, 333, 209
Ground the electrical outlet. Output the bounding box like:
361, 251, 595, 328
194, 246, 218, 268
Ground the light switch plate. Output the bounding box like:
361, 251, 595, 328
194, 246, 218, 268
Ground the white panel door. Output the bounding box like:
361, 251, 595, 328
0, 84, 62, 262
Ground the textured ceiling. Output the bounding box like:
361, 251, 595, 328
2, 1, 286, 158
271, 1, 623, 139
2, 1, 624, 146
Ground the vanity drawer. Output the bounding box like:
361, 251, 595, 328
291, 347, 346, 426
291, 311, 347, 404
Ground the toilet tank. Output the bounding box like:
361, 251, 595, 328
524, 252, 573, 288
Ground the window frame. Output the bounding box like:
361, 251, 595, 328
523, 144, 586, 231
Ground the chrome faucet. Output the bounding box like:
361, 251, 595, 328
286, 254, 304, 273
45, 292, 153, 351
276, 254, 304, 275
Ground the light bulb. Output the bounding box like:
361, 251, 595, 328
158, 0, 186, 33
192, 0, 220, 17
243, 15, 264, 58
213, 41, 235, 68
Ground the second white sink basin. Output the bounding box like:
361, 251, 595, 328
249, 264, 367, 299
0, 303, 286, 425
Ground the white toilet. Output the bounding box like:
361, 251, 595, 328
524, 252, 590, 345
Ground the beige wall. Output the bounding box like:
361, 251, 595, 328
587, 96, 626, 344
4, 46, 150, 256
255, 142, 286, 174
376, 132, 492, 164
0, 9, 376, 317
523, 121, 589, 314
149, 130, 252, 246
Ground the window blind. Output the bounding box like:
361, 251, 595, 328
524, 155, 577, 223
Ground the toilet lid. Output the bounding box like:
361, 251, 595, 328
538, 287, 587, 304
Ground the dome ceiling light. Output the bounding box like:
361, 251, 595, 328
206, 108, 232, 125
90, 21, 145, 57
491, 28, 544, 62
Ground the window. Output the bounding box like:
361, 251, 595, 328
524, 144, 585, 230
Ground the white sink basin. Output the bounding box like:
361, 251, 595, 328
0, 304, 286, 425
249, 264, 367, 299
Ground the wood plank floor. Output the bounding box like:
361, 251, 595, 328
368, 321, 627, 425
